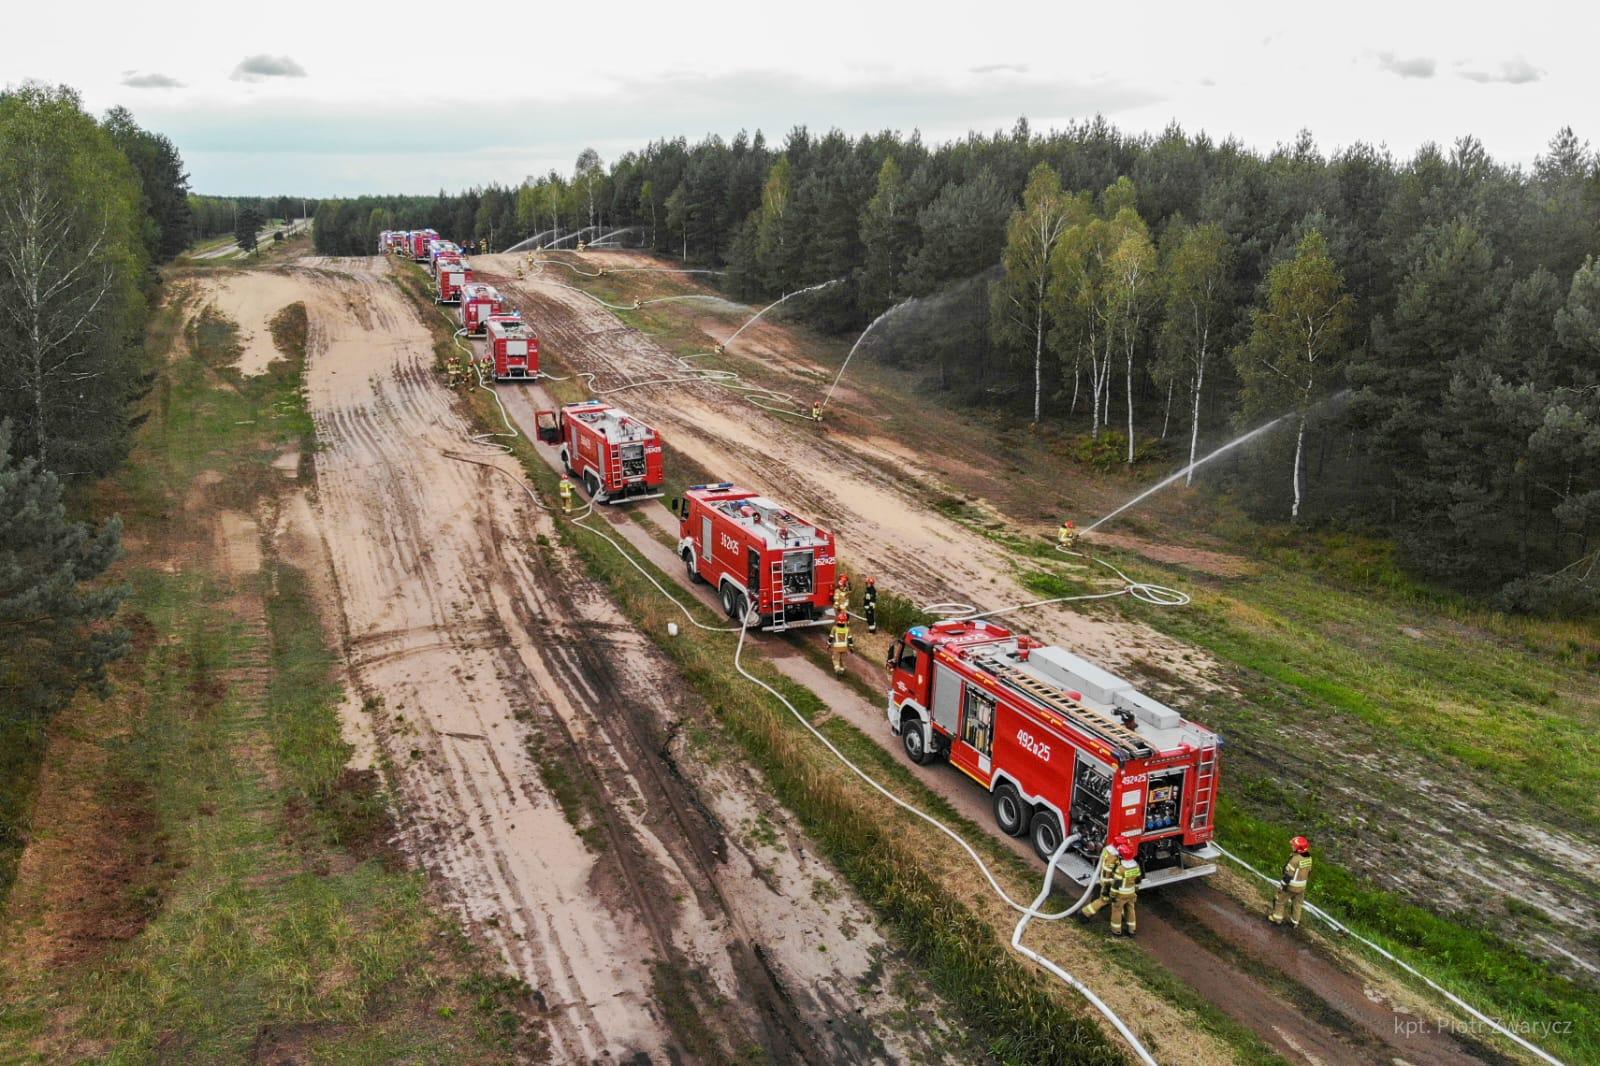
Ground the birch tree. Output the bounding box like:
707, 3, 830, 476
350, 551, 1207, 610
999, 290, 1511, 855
0, 84, 145, 477
575, 148, 604, 235
1232, 231, 1352, 519
1158, 221, 1232, 482
990, 164, 1074, 422
1105, 210, 1156, 462
1048, 208, 1114, 436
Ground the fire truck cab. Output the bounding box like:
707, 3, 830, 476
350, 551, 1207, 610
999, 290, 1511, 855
536, 400, 663, 502
886, 619, 1221, 887
484, 315, 538, 380
458, 283, 505, 335
672, 483, 836, 631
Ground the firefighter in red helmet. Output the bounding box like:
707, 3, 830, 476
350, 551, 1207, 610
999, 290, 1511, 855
829, 611, 854, 675
1270, 836, 1314, 928
1107, 840, 1142, 935
1058, 519, 1078, 552
811, 399, 823, 422
1080, 834, 1129, 922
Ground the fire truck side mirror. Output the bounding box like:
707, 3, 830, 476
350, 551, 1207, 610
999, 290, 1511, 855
669, 497, 681, 518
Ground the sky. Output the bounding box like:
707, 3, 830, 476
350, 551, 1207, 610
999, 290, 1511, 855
6, 0, 1591, 196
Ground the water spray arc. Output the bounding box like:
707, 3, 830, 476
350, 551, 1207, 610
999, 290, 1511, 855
717, 278, 842, 353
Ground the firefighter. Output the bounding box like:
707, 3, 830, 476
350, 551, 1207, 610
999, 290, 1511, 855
811, 400, 823, 422
862, 576, 878, 632
1058, 519, 1078, 552
516, 262, 525, 279
829, 611, 853, 675
833, 573, 851, 613
1080, 835, 1128, 920
1107, 841, 1142, 936
558, 473, 573, 514
1270, 836, 1314, 928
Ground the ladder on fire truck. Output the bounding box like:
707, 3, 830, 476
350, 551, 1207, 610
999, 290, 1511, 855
1189, 743, 1218, 829
766, 557, 788, 631
604, 449, 623, 498
972, 651, 1152, 756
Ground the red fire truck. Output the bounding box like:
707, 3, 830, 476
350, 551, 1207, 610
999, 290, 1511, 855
672, 483, 837, 630
535, 400, 663, 503
458, 283, 506, 335
435, 260, 468, 304
484, 315, 539, 380
886, 618, 1221, 885
410, 228, 439, 262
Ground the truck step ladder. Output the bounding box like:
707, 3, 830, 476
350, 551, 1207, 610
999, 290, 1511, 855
973, 651, 1151, 755
1190, 744, 1218, 829
766, 558, 788, 632
604, 450, 623, 500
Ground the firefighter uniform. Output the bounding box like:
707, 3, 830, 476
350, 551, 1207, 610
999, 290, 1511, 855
863, 578, 878, 632
1058, 520, 1078, 552
559, 475, 573, 513
1270, 846, 1314, 928
1079, 842, 1123, 920
1108, 858, 1142, 935
811, 401, 823, 422
833, 575, 851, 613
830, 615, 853, 675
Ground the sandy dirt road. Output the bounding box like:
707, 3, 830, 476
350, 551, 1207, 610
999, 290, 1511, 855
267, 255, 960, 1063
478, 259, 1519, 1065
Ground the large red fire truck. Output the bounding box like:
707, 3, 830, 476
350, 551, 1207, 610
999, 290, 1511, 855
886, 618, 1221, 885
458, 283, 506, 334
535, 400, 663, 503
484, 314, 539, 381
672, 483, 837, 630
435, 259, 468, 304
410, 228, 439, 262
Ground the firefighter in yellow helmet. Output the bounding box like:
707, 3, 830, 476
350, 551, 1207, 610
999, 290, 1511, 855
1080, 835, 1128, 921
1058, 519, 1078, 552
829, 611, 853, 675
1107, 840, 1142, 936
558, 474, 573, 514
1270, 836, 1314, 928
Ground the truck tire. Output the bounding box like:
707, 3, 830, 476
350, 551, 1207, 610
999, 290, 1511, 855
733, 592, 750, 626
993, 782, 1030, 837
1030, 810, 1064, 862
720, 583, 738, 618
584, 472, 600, 498
683, 548, 704, 584
901, 716, 932, 765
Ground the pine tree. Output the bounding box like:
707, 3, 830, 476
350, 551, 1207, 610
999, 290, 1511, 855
0, 423, 127, 726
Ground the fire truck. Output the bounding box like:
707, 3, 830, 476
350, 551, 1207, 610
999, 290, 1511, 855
535, 400, 663, 503
457, 283, 506, 335
672, 483, 837, 630
435, 259, 468, 304
484, 314, 539, 381
410, 229, 439, 262
885, 618, 1222, 886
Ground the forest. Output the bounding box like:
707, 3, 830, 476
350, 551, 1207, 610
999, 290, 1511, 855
314, 121, 1600, 612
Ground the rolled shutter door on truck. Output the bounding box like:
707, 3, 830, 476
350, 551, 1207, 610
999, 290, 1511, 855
930, 662, 963, 733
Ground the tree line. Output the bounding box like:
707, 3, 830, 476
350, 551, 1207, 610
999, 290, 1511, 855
190, 195, 316, 241
309, 120, 1598, 612
0, 83, 199, 733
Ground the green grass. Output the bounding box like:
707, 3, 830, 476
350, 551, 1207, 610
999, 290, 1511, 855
0, 273, 535, 1063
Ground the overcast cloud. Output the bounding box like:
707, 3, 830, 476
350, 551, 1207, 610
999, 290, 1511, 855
230, 54, 307, 82
7, 0, 1589, 195
120, 71, 184, 89
1376, 52, 1436, 79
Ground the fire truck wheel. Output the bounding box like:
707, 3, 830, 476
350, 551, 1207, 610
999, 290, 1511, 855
993, 782, 1030, 837
901, 717, 932, 765
683, 549, 705, 583
1030, 810, 1064, 861
584, 472, 601, 498
720, 583, 738, 618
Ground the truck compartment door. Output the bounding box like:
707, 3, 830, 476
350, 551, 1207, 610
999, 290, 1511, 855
930, 662, 963, 736
701, 516, 714, 566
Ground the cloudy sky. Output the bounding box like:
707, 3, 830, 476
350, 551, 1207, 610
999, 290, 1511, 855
7, 0, 1588, 195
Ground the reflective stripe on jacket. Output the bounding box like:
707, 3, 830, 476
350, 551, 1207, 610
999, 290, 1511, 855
1110, 861, 1141, 896
1284, 854, 1312, 889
